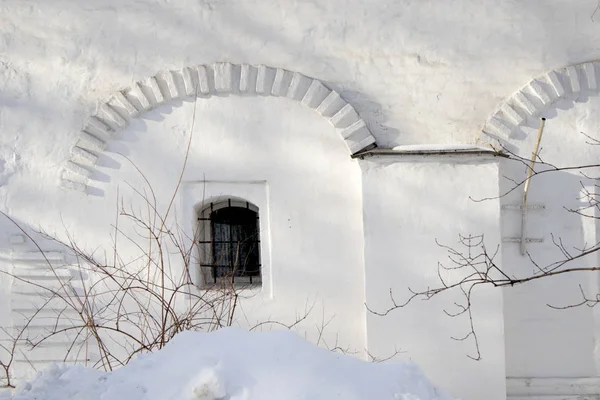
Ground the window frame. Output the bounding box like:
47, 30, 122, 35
196, 198, 263, 287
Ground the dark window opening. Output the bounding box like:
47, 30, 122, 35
198, 200, 261, 284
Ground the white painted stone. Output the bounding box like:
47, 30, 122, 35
148, 76, 165, 104
129, 82, 152, 110
500, 104, 524, 125
255, 65, 275, 94
330, 103, 360, 128
181, 67, 196, 96
316, 91, 346, 118
584, 62, 597, 90
98, 104, 127, 130
567, 66, 581, 92
214, 62, 233, 92
287, 72, 311, 100
195, 65, 211, 95
84, 116, 112, 137
71, 146, 98, 165
513, 91, 536, 115
239, 63, 251, 92
64, 161, 91, 179
302, 80, 332, 109
529, 81, 551, 105
59, 179, 87, 193
111, 91, 139, 117
78, 132, 106, 151
163, 70, 179, 99
486, 117, 513, 138
348, 134, 376, 154
271, 68, 289, 96
546, 71, 565, 97
341, 119, 368, 139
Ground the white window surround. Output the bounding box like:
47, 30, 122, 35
180, 180, 272, 298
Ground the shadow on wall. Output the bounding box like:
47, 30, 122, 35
499, 156, 600, 377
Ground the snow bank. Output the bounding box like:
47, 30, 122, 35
0, 328, 454, 400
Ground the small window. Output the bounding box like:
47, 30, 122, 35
196, 199, 261, 285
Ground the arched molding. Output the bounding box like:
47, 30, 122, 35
60, 63, 378, 192
480, 60, 600, 149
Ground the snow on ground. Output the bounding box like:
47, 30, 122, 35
0, 328, 454, 400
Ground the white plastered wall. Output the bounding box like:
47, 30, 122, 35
361, 157, 506, 400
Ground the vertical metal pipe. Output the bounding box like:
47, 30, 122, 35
520, 117, 546, 255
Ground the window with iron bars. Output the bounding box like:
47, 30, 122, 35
196, 199, 261, 285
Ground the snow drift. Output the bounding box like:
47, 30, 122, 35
0, 328, 453, 400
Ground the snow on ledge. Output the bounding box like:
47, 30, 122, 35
352, 144, 507, 160
391, 144, 493, 152
0, 328, 454, 400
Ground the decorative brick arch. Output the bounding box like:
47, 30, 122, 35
61, 63, 378, 192
480, 60, 600, 147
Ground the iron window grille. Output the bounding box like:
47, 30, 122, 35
196, 199, 261, 285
